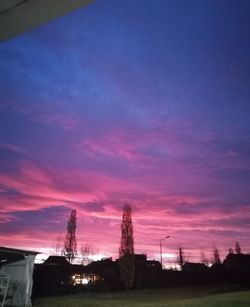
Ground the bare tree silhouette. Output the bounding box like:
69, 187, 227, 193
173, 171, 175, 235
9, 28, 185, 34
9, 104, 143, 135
213, 245, 221, 264
235, 241, 242, 254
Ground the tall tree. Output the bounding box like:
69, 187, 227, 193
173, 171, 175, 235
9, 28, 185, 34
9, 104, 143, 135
235, 241, 241, 254
119, 253, 135, 289
62, 209, 77, 263
119, 204, 135, 289
119, 204, 134, 257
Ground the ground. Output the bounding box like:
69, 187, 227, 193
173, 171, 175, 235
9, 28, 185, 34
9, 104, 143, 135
34, 285, 250, 307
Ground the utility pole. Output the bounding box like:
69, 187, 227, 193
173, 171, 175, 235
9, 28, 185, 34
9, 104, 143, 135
179, 247, 184, 271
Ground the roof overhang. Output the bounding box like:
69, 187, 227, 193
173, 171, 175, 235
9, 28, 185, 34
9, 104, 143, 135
0, 246, 39, 266
0, 0, 94, 42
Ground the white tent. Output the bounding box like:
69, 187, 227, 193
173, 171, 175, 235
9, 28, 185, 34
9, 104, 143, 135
0, 247, 38, 307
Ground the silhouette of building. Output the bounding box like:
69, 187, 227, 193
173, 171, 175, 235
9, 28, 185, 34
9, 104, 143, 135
223, 253, 250, 284
34, 257, 98, 296
183, 262, 208, 273
224, 253, 250, 272
119, 205, 134, 258
43, 255, 70, 266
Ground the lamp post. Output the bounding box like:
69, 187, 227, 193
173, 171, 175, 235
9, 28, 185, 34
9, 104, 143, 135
160, 236, 170, 269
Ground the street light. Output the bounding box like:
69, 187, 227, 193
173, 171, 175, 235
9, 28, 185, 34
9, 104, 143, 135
160, 236, 170, 269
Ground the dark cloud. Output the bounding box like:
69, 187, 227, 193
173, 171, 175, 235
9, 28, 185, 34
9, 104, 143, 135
0, 206, 69, 234
216, 169, 250, 185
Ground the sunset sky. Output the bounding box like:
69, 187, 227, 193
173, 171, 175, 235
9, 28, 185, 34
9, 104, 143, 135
0, 0, 250, 265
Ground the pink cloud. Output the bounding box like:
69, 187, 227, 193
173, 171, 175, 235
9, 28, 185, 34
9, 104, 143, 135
0, 160, 137, 213
1, 158, 249, 263
77, 131, 146, 163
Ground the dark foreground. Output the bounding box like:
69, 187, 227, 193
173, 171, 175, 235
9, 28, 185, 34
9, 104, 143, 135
34, 285, 250, 307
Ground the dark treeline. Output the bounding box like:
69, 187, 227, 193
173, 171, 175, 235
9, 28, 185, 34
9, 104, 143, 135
33, 207, 250, 298
33, 251, 250, 298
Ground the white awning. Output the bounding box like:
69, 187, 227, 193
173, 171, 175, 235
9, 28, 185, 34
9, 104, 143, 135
0, 247, 39, 307
0, 0, 93, 41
